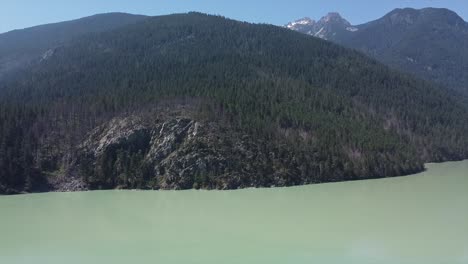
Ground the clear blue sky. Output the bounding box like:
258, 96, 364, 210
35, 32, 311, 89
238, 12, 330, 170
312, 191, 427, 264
1, 0, 467, 33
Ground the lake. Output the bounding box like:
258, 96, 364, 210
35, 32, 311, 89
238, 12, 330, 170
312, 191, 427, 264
0, 160, 467, 264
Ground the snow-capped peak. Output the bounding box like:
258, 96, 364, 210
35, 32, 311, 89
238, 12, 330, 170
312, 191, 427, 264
286, 17, 315, 29
286, 12, 357, 40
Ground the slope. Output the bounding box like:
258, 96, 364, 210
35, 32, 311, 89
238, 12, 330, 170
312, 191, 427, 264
0, 12, 148, 80
0, 13, 467, 194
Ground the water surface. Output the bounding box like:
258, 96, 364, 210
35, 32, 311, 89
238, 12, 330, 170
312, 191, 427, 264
1, 161, 467, 264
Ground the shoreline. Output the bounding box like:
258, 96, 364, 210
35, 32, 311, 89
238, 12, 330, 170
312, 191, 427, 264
2, 159, 467, 196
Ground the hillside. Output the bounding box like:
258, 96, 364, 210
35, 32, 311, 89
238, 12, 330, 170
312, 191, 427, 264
287, 8, 468, 94
1, 13, 467, 194
0, 12, 148, 80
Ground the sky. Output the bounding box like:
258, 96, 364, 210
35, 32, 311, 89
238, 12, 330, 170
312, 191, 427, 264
1, 0, 467, 33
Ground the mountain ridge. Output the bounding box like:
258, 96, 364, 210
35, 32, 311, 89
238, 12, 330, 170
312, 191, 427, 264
0, 12, 148, 81
286, 8, 468, 94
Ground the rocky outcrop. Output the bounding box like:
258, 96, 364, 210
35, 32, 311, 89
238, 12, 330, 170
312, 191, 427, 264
68, 110, 311, 191
48, 174, 88, 192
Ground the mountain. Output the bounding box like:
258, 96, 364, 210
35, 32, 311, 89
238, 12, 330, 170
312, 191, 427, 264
287, 12, 356, 40
287, 8, 468, 94
0, 12, 467, 194
0, 12, 148, 81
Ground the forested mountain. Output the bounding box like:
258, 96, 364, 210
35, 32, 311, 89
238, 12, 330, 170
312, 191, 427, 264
1, 13, 467, 194
287, 8, 468, 94
0, 12, 147, 80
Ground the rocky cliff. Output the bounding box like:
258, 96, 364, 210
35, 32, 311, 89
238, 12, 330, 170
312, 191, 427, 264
71, 110, 310, 191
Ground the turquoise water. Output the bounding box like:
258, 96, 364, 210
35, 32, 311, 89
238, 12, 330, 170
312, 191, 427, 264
0, 160, 467, 264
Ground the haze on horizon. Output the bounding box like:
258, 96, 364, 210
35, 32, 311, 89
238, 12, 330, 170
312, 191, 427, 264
1, 0, 467, 34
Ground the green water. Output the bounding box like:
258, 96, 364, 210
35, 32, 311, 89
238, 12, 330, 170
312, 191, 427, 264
0, 161, 467, 264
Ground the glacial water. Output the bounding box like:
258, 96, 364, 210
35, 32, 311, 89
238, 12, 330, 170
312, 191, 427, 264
0, 160, 467, 264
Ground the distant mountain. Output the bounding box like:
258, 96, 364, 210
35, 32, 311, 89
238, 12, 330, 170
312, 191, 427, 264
0, 12, 148, 80
287, 8, 468, 94
1, 13, 467, 194
287, 12, 356, 40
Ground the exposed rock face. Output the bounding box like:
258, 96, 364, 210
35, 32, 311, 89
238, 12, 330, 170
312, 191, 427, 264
71, 112, 305, 191
79, 116, 150, 158
72, 99, 391, 193
146, 118, 226, 189
49, 175, 87, 193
